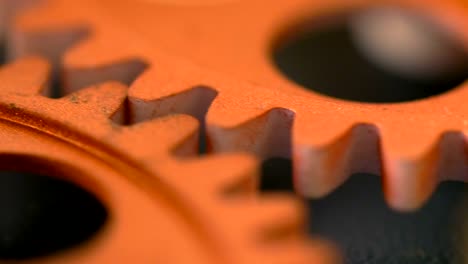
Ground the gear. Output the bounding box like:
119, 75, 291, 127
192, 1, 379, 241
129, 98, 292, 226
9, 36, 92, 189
0, 0, 340, 263
0, 57, 339, 263
8, 0, 463, 211
0, 0, 466, 262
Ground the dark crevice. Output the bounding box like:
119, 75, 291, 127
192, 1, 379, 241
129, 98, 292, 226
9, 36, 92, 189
198, 130, 208, 155
260, 159, 467, 263
0, 41, 5, 65
273, 10, 468, 103
0, 171, 108, 260
260, 157, 294, 192
50, 74, 63, 99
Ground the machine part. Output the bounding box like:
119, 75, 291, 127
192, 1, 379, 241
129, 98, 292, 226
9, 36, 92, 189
0, 57, 338, 263
0, 0, 466, 262
0, 1, 340, 263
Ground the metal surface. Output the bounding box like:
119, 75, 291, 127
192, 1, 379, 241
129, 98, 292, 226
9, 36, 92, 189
0, 0, 466, 263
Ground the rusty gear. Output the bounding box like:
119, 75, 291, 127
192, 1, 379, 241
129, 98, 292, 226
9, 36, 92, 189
0, 56, 340, 263
5, 0, 462, 211
0, 0, 340, 263
0, 0, 466, 262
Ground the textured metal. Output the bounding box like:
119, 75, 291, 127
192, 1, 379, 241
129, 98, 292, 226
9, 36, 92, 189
0, 0, 466, 263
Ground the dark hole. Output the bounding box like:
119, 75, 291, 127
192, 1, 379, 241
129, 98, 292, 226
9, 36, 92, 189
0, 171, 108, 259
260, 157, 294, 192
260, 159, 467, 263
272, 11, 468, 103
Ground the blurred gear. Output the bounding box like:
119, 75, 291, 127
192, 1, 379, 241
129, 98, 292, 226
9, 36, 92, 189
0, 0, 466, 262
0, 0, 339, 263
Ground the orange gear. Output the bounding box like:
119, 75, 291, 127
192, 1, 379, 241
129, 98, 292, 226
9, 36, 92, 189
8, 0, 464, 211
0, 0, 340, 263
0, 56, 339, 263
0, 0, 467, 262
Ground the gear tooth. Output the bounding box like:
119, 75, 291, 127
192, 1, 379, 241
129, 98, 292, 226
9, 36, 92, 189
228, 195, 306, 243
379, 124, 444, 211
383, 130, 467, 211
175, 154, 258, 195
206, 83, 278, 129
60, 81, 127, 123
63, 32, 148, 94
129, 67, 218, 124
294, 120, 381, 199
108, 114, 200, 163
0, 56, 51, 95
207, 107, 294, 159
214, 195, 319, 263
8, 1, 89, 67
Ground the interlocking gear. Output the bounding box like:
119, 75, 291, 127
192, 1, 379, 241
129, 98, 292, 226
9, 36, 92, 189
0, 0, 340, 263
0, 56, 339, 263
0, 0, 466, 262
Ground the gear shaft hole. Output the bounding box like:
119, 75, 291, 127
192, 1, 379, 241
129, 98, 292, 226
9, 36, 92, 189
0, 170, 108, 259
272, 8, 468, 103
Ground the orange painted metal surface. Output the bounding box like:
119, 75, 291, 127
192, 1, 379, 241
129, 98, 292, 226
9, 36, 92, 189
0, 0, 466, 263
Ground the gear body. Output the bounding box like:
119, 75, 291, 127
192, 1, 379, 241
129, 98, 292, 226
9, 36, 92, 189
0, 0, 339, 263
17, 0, 464, 210
0, 0, 466, 262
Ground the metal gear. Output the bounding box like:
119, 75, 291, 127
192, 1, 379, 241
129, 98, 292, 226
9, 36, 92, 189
0, 0, 466, 262
6, 0, 462, 211
0, 56, 340, 263
0, 0, 339, 263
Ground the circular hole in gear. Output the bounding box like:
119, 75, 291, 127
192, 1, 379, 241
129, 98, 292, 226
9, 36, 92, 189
272, 7, 468, 103
0, 171, 108, 259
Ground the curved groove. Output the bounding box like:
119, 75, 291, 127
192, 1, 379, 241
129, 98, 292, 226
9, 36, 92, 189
129, 86, 219, 124
208, 107, 295, 159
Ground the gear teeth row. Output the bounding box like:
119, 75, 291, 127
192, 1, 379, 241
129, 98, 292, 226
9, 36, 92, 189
206, 79, 467, 210
143, 154, 338, 264
211, 196, 338, 264
0, 55, 331, 263
9, 0, 464, 211
2, 0, 466, 262
157, 154, 339, 264
10, 0, 148, 95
